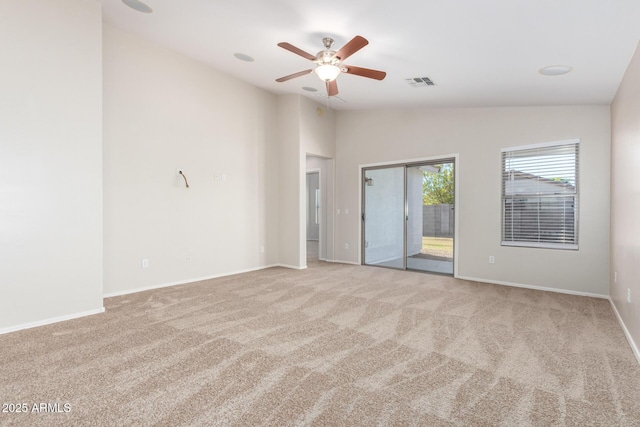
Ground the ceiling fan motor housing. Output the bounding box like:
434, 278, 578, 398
315, 38, 340, 65
316, 49, 339, 66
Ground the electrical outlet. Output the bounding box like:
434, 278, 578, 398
260, 246, 265, 253
344, 243, 349, 249
186, 255, 192, 263
489, 256, 495, 264
628, 288, 632, 304
141, 259, 148, 269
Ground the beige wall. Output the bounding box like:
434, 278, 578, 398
300, 97, 336, 159
103, 25, 280, 295
277, 95, 303, 268
0, 0, 104, 330
611, 41, 640, 359
278, 95, 337, 268
103, 26, 338, 290
335, 106, 611, 295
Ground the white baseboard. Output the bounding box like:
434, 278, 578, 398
0, 307, 105, 335
609, 298, 640, 365
455, 275, 608, 299
329, 259, 361, 266
104, 264, 282, 298
276, 264, 307, 270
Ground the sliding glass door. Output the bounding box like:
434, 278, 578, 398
363, 167, 405, 269
363, 160, 455, 275
406, 163, 454, 274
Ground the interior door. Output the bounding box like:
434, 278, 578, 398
362, 166, 405, 269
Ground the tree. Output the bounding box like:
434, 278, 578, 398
423, 164, 454, 205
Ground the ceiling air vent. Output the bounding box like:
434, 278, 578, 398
405, 77, 435, 87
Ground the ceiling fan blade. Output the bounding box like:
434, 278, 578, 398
342, 65, 387, 80
335, 35, 368, 61
277, 42, 316, 61
276, 69, 313, 82
326, 80, 338, 97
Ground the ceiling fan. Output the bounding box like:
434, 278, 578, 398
275, 35, 386, 97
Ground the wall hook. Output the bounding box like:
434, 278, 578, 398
178, 170, 190, 188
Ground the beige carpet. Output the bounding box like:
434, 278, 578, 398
1, 262, 639, 426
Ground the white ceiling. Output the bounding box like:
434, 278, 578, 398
99, 0, 640, 111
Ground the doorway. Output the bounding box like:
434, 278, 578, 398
362, 159, 455, 275
306, 171, 320, 262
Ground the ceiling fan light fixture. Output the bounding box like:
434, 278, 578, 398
314, 64, 341, 82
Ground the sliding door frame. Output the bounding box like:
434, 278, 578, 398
359, 154, 459, 277
361, 165, 408, 270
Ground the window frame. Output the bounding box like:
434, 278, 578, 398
501, 139, 579, 250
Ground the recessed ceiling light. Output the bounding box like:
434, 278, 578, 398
539, 65, 573, 76
233, 53, 254, 62
302, 86, 318, 92
122, 0, 153, 13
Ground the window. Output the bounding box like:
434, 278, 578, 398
501, 139, 579, 249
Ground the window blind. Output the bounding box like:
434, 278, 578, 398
501, 140, 579, 249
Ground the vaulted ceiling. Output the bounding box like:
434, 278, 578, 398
99, 0, 640, 110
